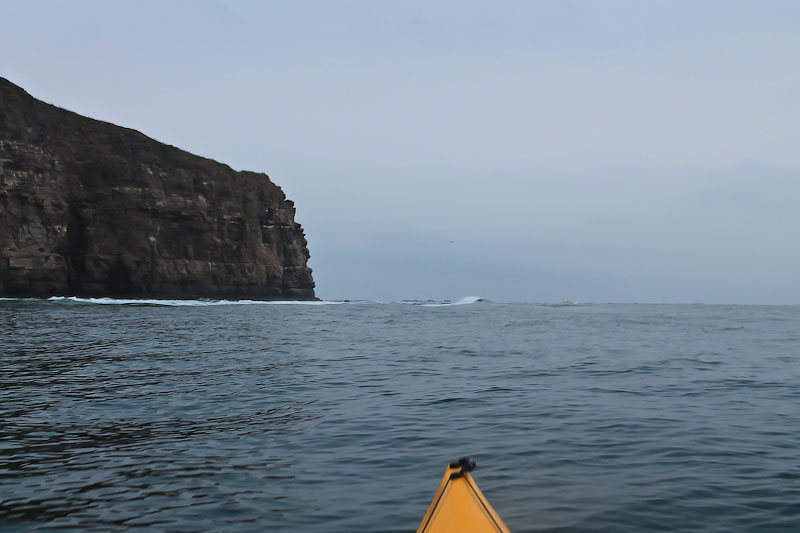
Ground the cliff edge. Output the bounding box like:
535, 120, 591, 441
0, 78, 315, 299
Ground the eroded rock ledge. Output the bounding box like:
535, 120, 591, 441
0, 78, 315, 299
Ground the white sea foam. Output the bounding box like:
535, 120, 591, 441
46, 296, 346, 307
3, 296, 486, 307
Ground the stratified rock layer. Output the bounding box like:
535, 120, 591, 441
0, 78, 315, 299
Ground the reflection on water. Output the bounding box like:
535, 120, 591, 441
2, 300, 800, 531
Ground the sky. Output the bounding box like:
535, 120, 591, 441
2, 1, 799, 303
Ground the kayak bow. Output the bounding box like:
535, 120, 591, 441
417, 457, 510, 533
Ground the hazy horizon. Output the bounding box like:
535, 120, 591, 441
3, 1, 799, 304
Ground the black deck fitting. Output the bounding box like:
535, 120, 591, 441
448, 457, 477, 479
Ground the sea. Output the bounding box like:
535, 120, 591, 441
1, 297, 799, 532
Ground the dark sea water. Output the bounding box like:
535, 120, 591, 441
1, 298, 800, 532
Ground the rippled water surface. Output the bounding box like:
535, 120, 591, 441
2, 299, 800, 532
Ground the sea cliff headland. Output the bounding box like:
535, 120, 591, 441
0, 78, 315, 299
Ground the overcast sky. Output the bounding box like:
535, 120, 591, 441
3, 1, 799, 303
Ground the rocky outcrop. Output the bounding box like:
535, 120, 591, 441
0, 78, 315, 299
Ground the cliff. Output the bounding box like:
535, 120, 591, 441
0, 78, 315, 299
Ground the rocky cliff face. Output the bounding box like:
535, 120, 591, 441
0, 78, 315, 299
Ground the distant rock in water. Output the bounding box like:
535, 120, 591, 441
0, 78, 315, 300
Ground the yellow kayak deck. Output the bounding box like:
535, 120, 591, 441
417, 458, 510, 533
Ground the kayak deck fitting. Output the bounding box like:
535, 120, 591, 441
417, 457, 511, 533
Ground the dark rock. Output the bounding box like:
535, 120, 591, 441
0, 77, 315, 300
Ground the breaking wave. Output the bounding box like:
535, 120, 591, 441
422, 296, 485, 307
